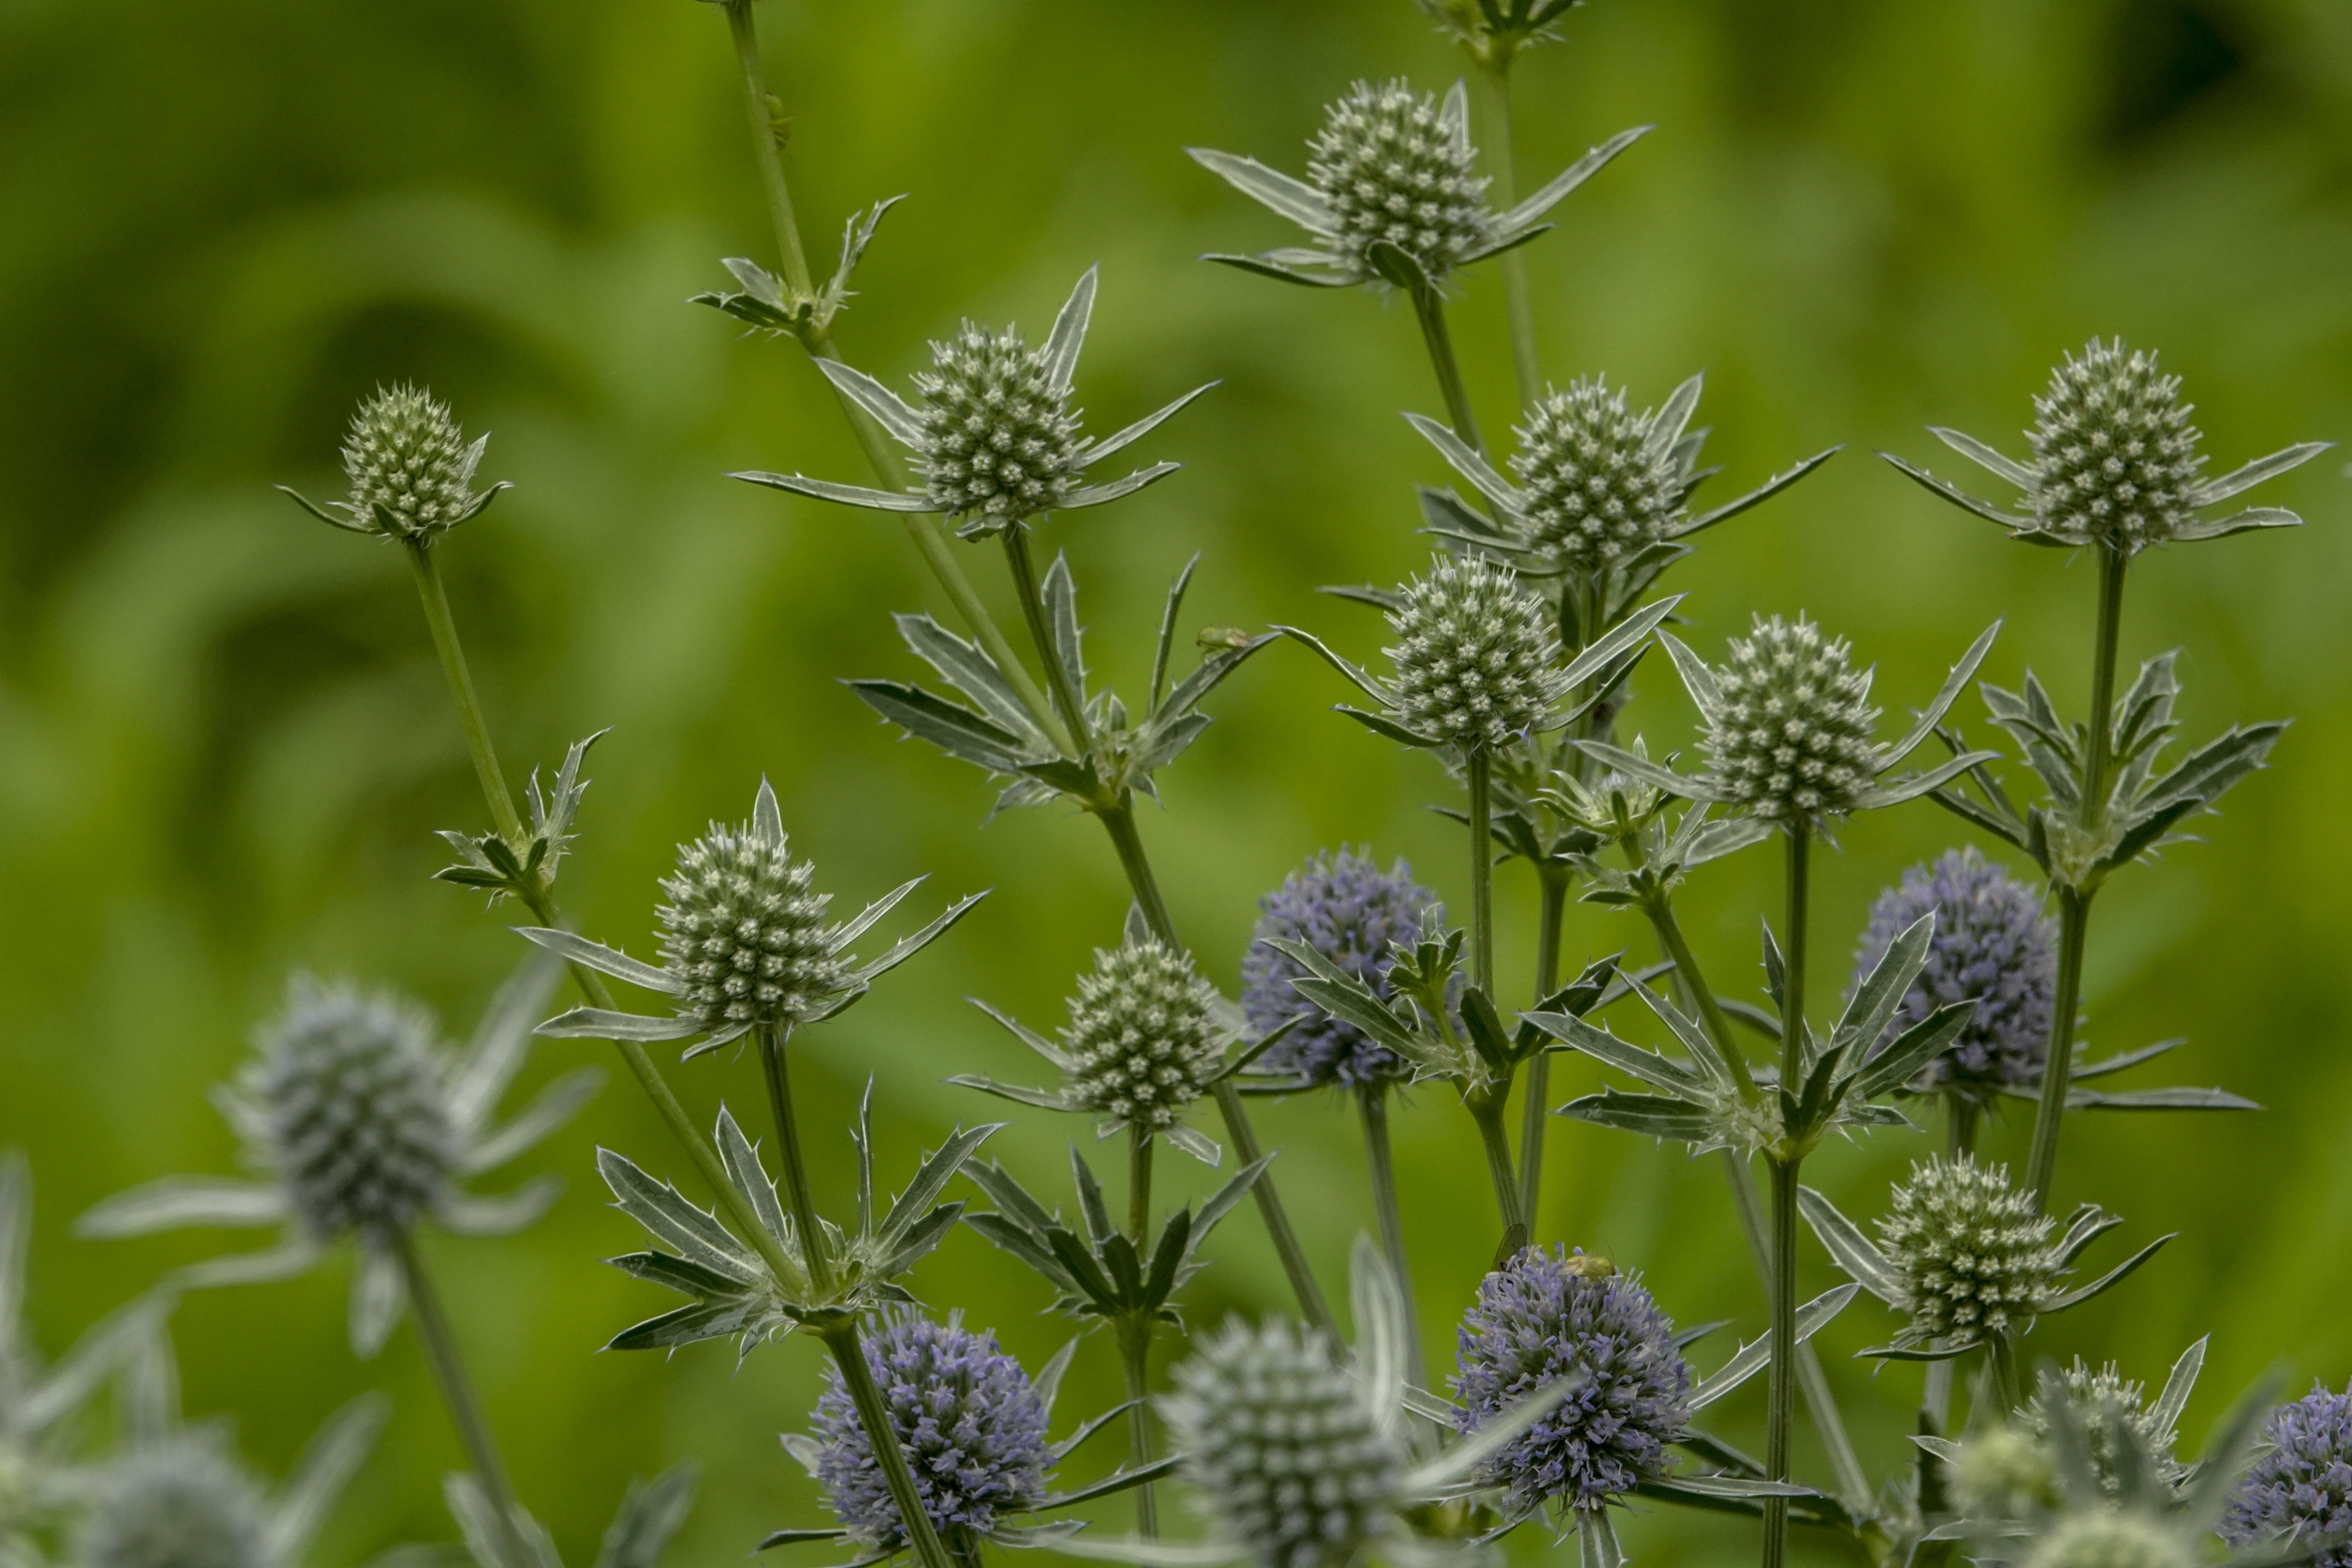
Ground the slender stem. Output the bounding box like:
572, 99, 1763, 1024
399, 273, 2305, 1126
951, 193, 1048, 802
720, 0, 812, 295
404, 543, 521, 842
1949, 1097, 1981, 1161
1467, 748, 1497, 995
1407, 282, 1485, 455
757, 1025, 834, 1295
1516, 867, 1568, 1228
1781, 824, 1810, 1081
1639, 894, 1761, 1105
1357, 1087, 1426, 1388
1127, 1125, 1154, 1246
2079, 544, 2129, 835
1986, 1332, 2022, 1414
1472, 60, 1543, 413
1002, 529, 1090, 745
394, 1233, 534, 1568
1761, 1158, 1799, 1568
1117, 1320, 1160, 1537
1470, 1095, 1528, 1247
820, 1322, 960, 1568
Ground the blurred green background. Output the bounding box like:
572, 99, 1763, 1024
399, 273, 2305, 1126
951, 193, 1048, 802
5, 0, 2352, 1560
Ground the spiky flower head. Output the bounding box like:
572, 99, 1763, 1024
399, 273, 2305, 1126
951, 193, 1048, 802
1878, 1156, 2061, 1348
1242, 849, 1439, 1090
1951, 1426, 2055, 1522
1062, 940, 1224, 1131
657, 815, 848, 1038
1383, 554, 1565, 751
2021, 1510, 2197, 1568
1508, 378, 1685, 574
1306, 80, 1491, 283
336, 384, 494, 542
2027, 340, 2206, 553
249, 980, 456, 1241
1451, 1246, 1690, 1510
1703, 614, 1879, 824
1853, 849, 2056, 1101
2023, 1359, 2186, 1496
1163, 1319, 1406, 1568
2222, 1380, 2352, 1567
912, 323, 1082, 530
811, 1314, 1051, 1551
81, 1438, 268, 1568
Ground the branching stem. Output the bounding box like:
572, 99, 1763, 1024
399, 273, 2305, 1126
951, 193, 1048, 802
1357, 1086, 1426, 1387
1407, 281, 1485, 456
1472, 59, 1544, 412
395, 1233, 534, 1568
1117, 1318, 1160, 1537
1515, 866, 1568, 1228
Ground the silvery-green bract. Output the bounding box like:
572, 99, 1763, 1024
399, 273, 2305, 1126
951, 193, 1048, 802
278, 384, 505, 542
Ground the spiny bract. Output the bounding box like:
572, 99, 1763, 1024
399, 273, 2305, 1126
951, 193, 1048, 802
1509, 378, 1683, 573
252, 979, 456, 1240
913, 322, 1081, 530
1452, 1246, 1692, 1510
2020, 1510, 2196, 1568
1704, 614, 1878, 824
2222, 1380, 2352, 1568
339, 383, 487, 542
2023, 1358, 2184, 1495
1878, 1155, 2061, 1347
80, 1440, 269, 1568
1062, 940, 1224, 1130
1306, 79, 1491, 282
657, 818, 846, 1036
1242, 848, 1438, 1090
2027, 339, 2206, 553
812, 1314, 1051, 1550
1383, 554, 1565, 750
1162, 1320, 1405, 1568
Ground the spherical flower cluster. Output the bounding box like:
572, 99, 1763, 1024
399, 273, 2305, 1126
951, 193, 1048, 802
2222, 1380, 2352, 1567
1853, 848, 2056, 1100
1306, 80, 1491, 281
656, 819, 846, 1036
2028, 340, 2206, 553
1163, 1320, 1405, 1568
1877, 1156, 2061, 1347
2023, 1510, 2197, 1568
1242, 849, 1439, 1090
338, 383, 487, 541
1703, 615, 1879, 824
812, 1315, 1051, 1551
1062, 941, 1224, 1130
912, 322, 1082, 529
252, 981, 456, 1240
1383, 554, 1565, 751
81, 1440, 269, 1568
1451, 1246, 1691, 1510
2023, 1359, 2184, 1496
1950, 1426, 2054, 1522
1508, 379, 1684, 574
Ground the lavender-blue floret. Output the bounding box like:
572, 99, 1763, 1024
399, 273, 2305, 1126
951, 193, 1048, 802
2223, 1381, 2352, 1567
1242, 848, 1438, 1089
1451, 1246, 1692, 1511
812, 1314, 1051, 1548
1852, 848, 2055, 1097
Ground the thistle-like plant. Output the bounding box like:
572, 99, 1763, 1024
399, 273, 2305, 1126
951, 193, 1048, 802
1242, 849, 1436, 1094
433, 730, 607, 906
732, 269, 1207, 540
2223, 1377, 2352, 1566
2018, 1345, 2203, 1498
77, 961, 597, 1358
277, 384, 506, 545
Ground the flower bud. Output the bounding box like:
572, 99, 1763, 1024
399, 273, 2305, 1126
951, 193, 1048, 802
1063, 940, 1223, 1130
1704, 615, 1878, 824
1164, 1320, 1405, 1568
338, 384, 491, 542
2029, 340, 2206, 553
1384, 554, 1565, 751
81, 1440, 268, 1568
914, 323, 1082, 530
2022, 1510, 2196, 1568
657, 818, 846, 1036
1242, 849, 1437, 1090
1878, 1156, 2061, 1346
2023, 1359, 2184, 1496
253, 981, 456, 1240
1307, 80, 1491, 283
1508, 378, 1683, 574
1950, 1425, 2054, 1522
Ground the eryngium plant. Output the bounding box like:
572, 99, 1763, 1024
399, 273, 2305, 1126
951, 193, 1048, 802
2223, 1380, 2352, 1566
1242, 849, 1438, 1090
277, 383, 505, 543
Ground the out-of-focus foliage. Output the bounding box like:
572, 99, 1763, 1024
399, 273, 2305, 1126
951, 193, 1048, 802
2, 1, 2349, 1564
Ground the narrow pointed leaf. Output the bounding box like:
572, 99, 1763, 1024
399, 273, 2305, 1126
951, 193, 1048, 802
1042, 267, 1098, 396
1083, 383, 1216, 466
1403, 412, 1523, 512
1794, 1189, 1901, 1303
1880, 622, 2001, 769
732, 470, 935, 511
1495, 125, 1651, 233
1185, 148, 1337, 229
814, 358, 925, 447
512, 929, 681, 995
2192, 441, 2331, 505
1930, 427, 2034, 487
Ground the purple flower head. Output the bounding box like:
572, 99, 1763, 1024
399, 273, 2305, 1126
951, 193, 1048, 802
1450, 1246, 1692, 1511
1852, 848, 2055, 1101
1242, 848, 1440, 1090
2222, 1380, 2352, 1567
811, 1314, 1052, 1550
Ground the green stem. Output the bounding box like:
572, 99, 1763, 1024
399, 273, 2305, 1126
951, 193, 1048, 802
1469, 1094, 1528, 1249
1639, 894, 1761, 1105
404, 543, 520, 842
757, 1024, 834, 1295
1407, 281, 1485, 455
1949, 1097, 1980, 1161
1128, 1124, 1153, 1246
1357, 1086, 1426, 1389
1002, 529, 1091, 745
821, 1322, 961, 1568
1472, 59, 1543, 412
1515, 867, 1567, 1228
1761, 1158, 1799, 1568
720, 0, 811, 295
1117, 1320, 1160, 1537
1467, 748, 1496, 995
394, 1233, 535, 1568
1986, 1332, 2022, 1414
1780, 824, 1810, 1081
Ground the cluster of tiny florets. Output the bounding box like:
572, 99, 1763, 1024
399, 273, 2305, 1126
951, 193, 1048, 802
1242, 849, 1439, 1089
1853, 848, 2056, 1099
1950, 1426, 2054, 1522
2222, 1381, 2352, 1567
2027, 339, 2207, 553
1509, 379, 1684, 573
1704, 615, 1878, 823
251, 980, 456, 1240
2022, 1359, 2184, 1496
1062, 941, 1224, 1130
1307, 80, 1491, 281
339, 383, 486, 541
80, 1440, 269, 1568
1383, 554, 1564, 750
913, 323, 1082, 529
656, 822, 845, 1035
1163, 1320, 1405, 1568
1451, 1247, 1691, 1510
812, 1315, 1051, 1551
1878, 1156, 2061, 1347
2022, 1510, 2197, 1568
